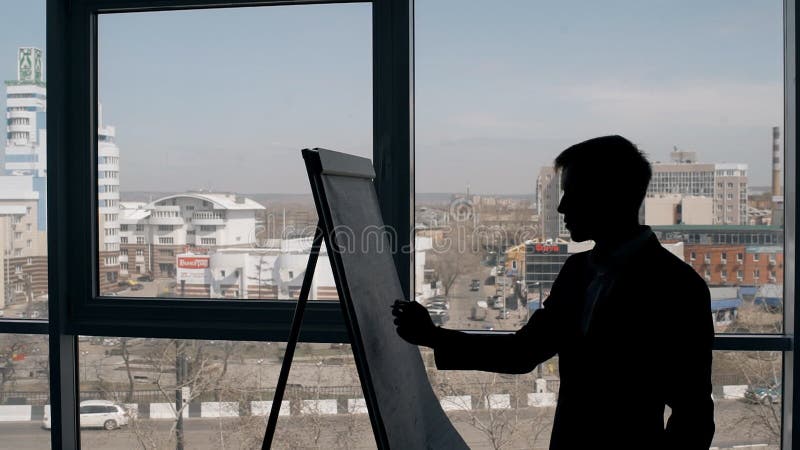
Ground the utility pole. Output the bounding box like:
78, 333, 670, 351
531, 282, 544, 378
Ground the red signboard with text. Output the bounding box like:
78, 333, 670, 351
531, 243, 567, 254
177, 256, 210, 269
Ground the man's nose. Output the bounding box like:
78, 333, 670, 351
557, 197, 565, 214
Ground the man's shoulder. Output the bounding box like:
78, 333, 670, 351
640, 241, 707, 287
562, 251, 590, 271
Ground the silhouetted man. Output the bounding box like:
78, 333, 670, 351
393, 136, 714, 449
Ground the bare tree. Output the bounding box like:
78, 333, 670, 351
715, 350, 781, 446
120, 337, 135, 403
429, 247, 481, 297
0, 334, 26, 393
432, 370, 527, 450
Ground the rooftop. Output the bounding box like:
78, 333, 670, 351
147, 192, 265, 211
651, 224, 782, 232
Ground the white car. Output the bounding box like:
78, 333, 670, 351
43, 400, 129, 430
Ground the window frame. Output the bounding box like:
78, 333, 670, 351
38, 0, 412, 446
0, 0, 794, 448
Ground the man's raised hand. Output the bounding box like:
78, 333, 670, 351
391, 300, 439, 348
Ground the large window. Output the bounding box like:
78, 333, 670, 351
415, 0, 785, 334
96, 4, 372, 300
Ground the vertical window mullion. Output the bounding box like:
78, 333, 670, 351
782, 1, 797, 449
372, 0, 414, 299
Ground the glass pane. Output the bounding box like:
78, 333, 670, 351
0, 2, 48, 320
96, 4, 372, 300
424, 350, 783, 448
415, 1, 784, 332
0, 334, 50, 448
425, 351, 557, 449
78, 337, 375, 448
713, 351, 782, 448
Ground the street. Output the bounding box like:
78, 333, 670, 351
0, 399, 780, 449
443, 264, 528, 332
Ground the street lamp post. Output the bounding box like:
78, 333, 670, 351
531, 281, 544, 379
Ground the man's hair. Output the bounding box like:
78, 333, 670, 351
554, 135, 652, 211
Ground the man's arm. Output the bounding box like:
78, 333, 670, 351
664, 274, 715, 448
431, 300, 563, 374
393, 256, 578, 375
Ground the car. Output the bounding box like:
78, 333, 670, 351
491, 295, 504, 309
427, 300, 449, 310
117, 280, 135, 287
130, 283, 145, 291
136, 274, 153, 282
43, 400, 129, 430
745, 384, 781, 405
469, 279, 480, 291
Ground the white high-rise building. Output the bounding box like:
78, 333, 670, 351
1, 48, 123, 294
97, 107, 122, 290
98, 107, 120, 253
1, 48, 49, 307
4, 47, 46, 178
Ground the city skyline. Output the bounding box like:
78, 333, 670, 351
0, 1, 785, 195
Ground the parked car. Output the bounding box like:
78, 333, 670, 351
745, 384, 781, 405
470, 305, 487, 321
469, 279, 480, 291
427, 300, 449, 310
130, 283, 145, 291
491, 295, 504, 310
118, 280, 142, 289
136, 273, 153, 282
43, 400, 129, 430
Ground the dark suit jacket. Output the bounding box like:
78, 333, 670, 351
434, 235, 714, 449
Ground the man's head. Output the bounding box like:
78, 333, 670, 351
555, 135, 652, 242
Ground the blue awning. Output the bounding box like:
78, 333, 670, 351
739, 286, 757, 296
754, 297, 782, 308
710, 298, 741, 312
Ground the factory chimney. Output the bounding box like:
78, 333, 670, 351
772, 126, 782, 197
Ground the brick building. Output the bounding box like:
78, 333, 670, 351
684, 244, 783, 286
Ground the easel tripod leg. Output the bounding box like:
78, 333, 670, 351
262, 223, 324, 449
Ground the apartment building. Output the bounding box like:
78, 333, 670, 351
647, 151, 748, 225
119, 192, 265, 279
685, 244, 783, 286
535, 166, 566, 240
2, 48, 121, 295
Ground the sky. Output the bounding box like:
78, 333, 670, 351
0, 0, 785, 195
